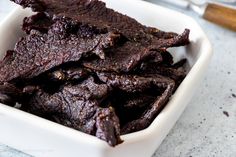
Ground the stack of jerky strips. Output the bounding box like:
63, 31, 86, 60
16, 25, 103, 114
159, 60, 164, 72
0, 0, 190, 146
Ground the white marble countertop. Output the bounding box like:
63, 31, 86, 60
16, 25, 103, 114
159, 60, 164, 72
0, 0, 236, 157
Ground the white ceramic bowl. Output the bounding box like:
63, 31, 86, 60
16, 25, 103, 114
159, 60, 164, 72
0, 0, 212, 157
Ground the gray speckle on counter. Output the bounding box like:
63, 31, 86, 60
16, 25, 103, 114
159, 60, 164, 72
0, 0, 236, 157
232, 93, 236, 98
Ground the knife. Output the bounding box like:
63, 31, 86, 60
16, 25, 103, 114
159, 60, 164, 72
149, 0, 236, 31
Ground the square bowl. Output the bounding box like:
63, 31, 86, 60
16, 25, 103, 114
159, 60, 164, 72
0, 0, 212, 157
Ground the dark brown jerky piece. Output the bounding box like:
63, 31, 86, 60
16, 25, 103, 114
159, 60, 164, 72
0, 83, 23, 106
23, 12, 53, 34
120, 79, 175, 134
11, 0, 46, 11
147, 27, 178, 39
48, 67, 90, 83
19, 66, 91, 94
122, 95, 156, 109
27, 77, 121, 146
110, 92, 156, 126
83, 29, 189, 72
96, 72, 175, 93
0, 83, 42, 111
11, 0, 178, 42
95, 72, 175, 133
95, 107, 121, 146
83, 42, 149, 72
131, 50, 173, 72
139, 63, 186, 84
137, 58, 187, 87
147, 51, 163, 64
0, 22, 120, 83
171, 58, 187, 69
161, 51, 174, 66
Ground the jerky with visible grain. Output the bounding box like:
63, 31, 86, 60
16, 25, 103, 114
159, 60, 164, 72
0, 83, 23, 106
0, 22, 120, 83
27, 77, 122, 146
23, 12, 53, 34
12, 0, 179, 43
83, 29, 189, 72
96, 72, 175, 93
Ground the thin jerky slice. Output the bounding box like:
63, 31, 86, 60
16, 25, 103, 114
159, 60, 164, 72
122, 94, 156, 109
147, 27, 178, 39
95, 72, 175, 133
137, 58, 187, 87
139, 63, 186, 84
15, 66, 91, 93
0, 83, 23, 106
48, 67, 90, 83
96, 72, 175, 93
83, 29, 189, 72
12, 0, 179, 42
95, 107, 121, 146
172, 58, 187, 69
160, 51, 174, 66
120, 79, 175, 134
22, 12, 53, 34
83, 42, 149, 72
131, 50, 173, 73
27, 77, 121, 146
0, 83, 38, 108
110, 92, 156, 127
0, 22, 120, 83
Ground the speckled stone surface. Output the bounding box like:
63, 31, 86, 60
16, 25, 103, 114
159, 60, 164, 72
0, 0, 236, 157
151, 1, 236, 157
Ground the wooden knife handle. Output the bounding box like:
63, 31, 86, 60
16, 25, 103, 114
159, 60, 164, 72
203, 3, 236, 31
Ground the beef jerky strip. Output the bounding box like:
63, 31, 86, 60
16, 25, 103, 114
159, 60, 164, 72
0, 21, 120, 83
47, 67, 90, 83
27, 77, 121, 146
0, 83, 39, 107
96, 72, 175, 133
22, 12, 53, 34
139, 63, 186, 84
12, 0, 179, 42
147, 27, 178, 39
120, 80, 173, 134
135, 55, 186, 80
23, 13, 110, 39
131, 50, 173, 72
0, 83, 23, 106
110, 92, 156, 114
110, 92, 156, 126
83, 29, 189, 73
13, 66, 91, 94
96, 72, 175, 93
122, 94, 156, 110
160, 51, 174, 66
172, 58, 187, 69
